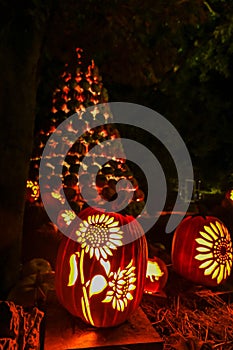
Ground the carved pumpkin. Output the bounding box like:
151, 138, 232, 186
223, 189, 233, 208
144, 257, 168, 294
225, 189, 233, 203
26, 180, 40, 203
55, 207, 148, 327
172, 216, 233, 286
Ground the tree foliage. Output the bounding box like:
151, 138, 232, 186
159, 0, 233, 188
34, 0, 232, 189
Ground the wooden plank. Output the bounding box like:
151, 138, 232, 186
44, 292, 163, 350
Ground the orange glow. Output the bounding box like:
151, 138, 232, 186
26, 180, 40, 201
99, 130, 108, 137
67, 213, 138, 321
63, 86, 70, 94
75, 213, 123, 261
102, 260, 136, 312
195, 221, 233, 284
230, 190, 233, 201
146, 260, 164, 282
78, 95, 85, 102
144, 257, 168, 294
68, 254, 78, 286
61, 210, 76, 226
61, 104, 70, 113
75, 85, 84, 94
51, 191, 64, 204
51, 48, 105, 114
64, 73, 71, 82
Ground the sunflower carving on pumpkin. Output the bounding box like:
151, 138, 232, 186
66, 212, 138, 319
102, 260, 136, 312
75, 213, 123, 260
61, 209, 76, 226
195, 221, 233, 284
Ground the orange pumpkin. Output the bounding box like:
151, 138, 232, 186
144, 257, 168, 294
172, 216, 233, 286
55, 207, 148, 327
225, 189, 233, 203
26, 180, 40, 203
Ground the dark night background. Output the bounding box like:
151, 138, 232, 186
0, 0, 233, 296
35, 0, 233, 189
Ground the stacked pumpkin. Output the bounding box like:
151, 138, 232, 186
172, 215, 233, 286
28, 48, 145, 218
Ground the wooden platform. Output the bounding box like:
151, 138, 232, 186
43, 292, 163, 350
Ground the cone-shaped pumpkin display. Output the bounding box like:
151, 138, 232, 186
55, 207, 148, 327
28, 48, 145, 218
172, 216, 233, 286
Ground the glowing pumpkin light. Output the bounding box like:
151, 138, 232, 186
230, 190, 233, 201
55, 207, 148, 327
225, 189, 233, 202
57, 209, 76, 229
172, 216, 233, 286
26, 180, 40, 203
144, 257, 168, 294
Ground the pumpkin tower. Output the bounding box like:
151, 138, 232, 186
28, 48, 146, 219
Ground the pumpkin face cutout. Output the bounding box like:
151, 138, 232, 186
172, 216, 233, 286
144, 257, 168, 294
55, 207, 148, 327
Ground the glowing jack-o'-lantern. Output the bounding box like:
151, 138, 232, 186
55, 207, 148, 327
144, 257, 168, 294
26, 180, 40, 203
230, 190, 233, 201
225, 189, 233, 202
57, 209, 76, 230
172, 216, 233, 286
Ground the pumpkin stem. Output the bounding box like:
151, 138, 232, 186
191, 213, 207, 219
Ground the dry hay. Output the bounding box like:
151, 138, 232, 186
141, 288, 233, 350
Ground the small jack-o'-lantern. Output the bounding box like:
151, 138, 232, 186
172, 216, 233, 286
26, 180, 40, 203
225, 189, 233, 203
144, 257, 168, 294
55, 207, 148, 327
57, 209, 76, 230
226, 189, 233, 201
